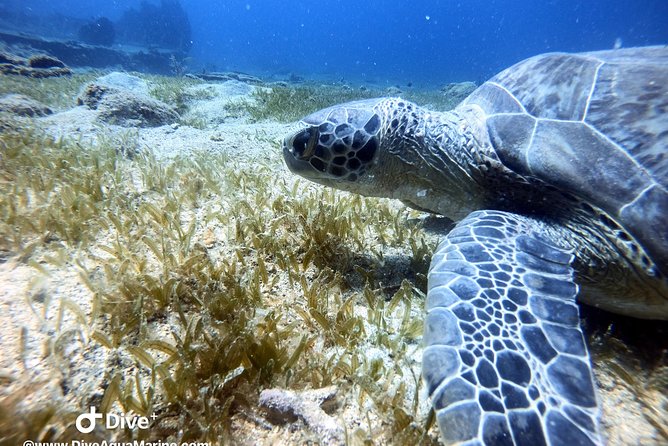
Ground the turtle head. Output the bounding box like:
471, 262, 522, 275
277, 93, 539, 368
282, 98, 384, 187
283, 98, 473, 217
283, 98, 422, 197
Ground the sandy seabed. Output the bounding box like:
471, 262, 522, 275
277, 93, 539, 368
0, 72, 666, 445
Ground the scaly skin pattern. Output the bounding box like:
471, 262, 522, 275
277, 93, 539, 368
283, 47, 668, 445
424, 210, 599, 445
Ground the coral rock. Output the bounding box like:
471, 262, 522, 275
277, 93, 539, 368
94, 72, 150, 96
259, 386, 344, 444
0, 94, 53, 117
28, 54, 67, 69
0, 51, 24, 65
0, 50, 71, 78
440, 81, 477, 102
77, 74, 179, 127
186, 71, 263, 85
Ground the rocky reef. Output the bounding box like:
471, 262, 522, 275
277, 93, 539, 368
76, 73, 180, 127
0, 30, 178, 74
0, 93, 53, 117
0, 50, 71, 78
186, 71, 264, 85
440, 81, 477, 104
0, 0, 192, 75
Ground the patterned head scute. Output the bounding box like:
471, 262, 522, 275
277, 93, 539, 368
283, 99, 382, 182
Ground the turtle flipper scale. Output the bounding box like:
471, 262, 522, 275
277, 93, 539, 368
423, 210, 602, 446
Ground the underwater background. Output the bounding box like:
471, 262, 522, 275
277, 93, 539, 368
1, 1, 668, 445
3, 0, 668, 84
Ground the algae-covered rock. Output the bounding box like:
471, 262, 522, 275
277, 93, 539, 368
440, 81, 477, 103
0, 50, 23, 66
186, 71, 264, 85
77, 74, 179, 127
94, 72, 150, 96
259, 387, 343, 444
27, 54, 67, 69
0, 50, 71, 78
0, 94, 53, 117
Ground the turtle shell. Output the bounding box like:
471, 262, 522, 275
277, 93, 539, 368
460, 46, 668, 273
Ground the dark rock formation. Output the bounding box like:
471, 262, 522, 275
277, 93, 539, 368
0, 51, 23, 65
78, 17, 116, 47
440, 81, 477, 104
259, 387, 343, 443
0, 31, 177, 75
186, 71, 264, 85
77, 74, 179, 127
28, 54, 67, 69
0, 94, 53, 117
0, 50, 71, 78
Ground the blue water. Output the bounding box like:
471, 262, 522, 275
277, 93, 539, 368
4, 0, 668, 86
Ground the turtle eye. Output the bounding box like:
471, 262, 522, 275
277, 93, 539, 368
292, 127, 320, 159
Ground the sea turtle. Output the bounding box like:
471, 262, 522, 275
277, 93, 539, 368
281, 46, 668, 445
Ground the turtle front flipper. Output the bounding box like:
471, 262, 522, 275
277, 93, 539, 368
423, 210, 601, 446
